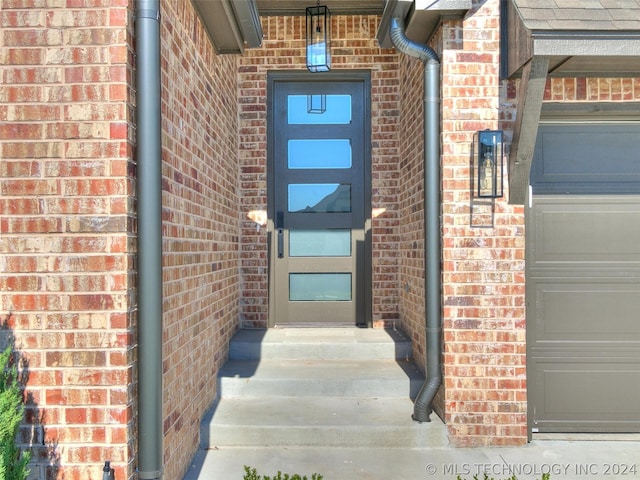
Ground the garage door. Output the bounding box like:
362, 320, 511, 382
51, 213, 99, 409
526, 123, 640, 434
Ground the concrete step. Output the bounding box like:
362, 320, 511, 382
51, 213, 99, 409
228, 328, 413, 361
218, 359, 424, 398
198, 327, 434, 451
201, 396, 448, 448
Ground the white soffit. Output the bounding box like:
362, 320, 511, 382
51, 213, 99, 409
405, 0, 471, 43
192, 0, 263, 54
377, 0, 471, 48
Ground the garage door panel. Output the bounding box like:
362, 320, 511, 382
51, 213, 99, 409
532, 125, 640, 194
530, 359, 640, 432
531, 278, 640, 343
530, 197, 640, 266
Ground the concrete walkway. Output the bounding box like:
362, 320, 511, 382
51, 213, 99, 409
183, 329, 639, 479
184, 435, 640, 480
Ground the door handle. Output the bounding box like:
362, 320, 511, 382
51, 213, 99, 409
276, 211, 284, 258
277, 229, 284, 258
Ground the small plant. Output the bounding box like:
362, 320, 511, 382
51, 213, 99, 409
243, 465, 323, 480
0, 345, 31, 480
456, 474, 550, 480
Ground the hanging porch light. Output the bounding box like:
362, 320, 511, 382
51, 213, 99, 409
306, 3, 331, 72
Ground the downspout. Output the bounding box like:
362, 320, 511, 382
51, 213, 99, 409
135, 1, 164, 479
389, 16, 442, 423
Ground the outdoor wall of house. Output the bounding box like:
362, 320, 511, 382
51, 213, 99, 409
0, 1, 135, 478
396, 0, 640, 447
438, 0, 529, 446
159, 1, 241, 479
237, 15, 402, 328
0, 1, 239, 480
2, 0, 639, 478
394, 0, 529, 446
396, 51, 429, 391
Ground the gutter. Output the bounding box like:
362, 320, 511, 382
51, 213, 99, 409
135, 1, 164, 478
389, 16, 443, 423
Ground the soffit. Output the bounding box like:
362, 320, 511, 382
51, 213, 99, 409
192, 0, 385, 54
255, 0, 385, 16
376, 0, 471, 48
507, 0, 640, 77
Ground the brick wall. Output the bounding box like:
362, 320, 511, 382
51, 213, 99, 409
396, 52, 428, 371
396, 0, 527, 446
4, 1, 640, 476
438, 0, 528, 447
397, 0, 640, 447
1, 0, 240, 478
0, 0, 135, 478
159, 1, 240, 478
543, 77, 640, 101
237, 15, 401, 328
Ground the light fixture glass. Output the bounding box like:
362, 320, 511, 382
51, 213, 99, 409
476, 130, 504, 198
306, 5, 331, 72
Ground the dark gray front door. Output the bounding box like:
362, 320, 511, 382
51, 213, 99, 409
268, 72, 371, 326
527, 123, 640, 434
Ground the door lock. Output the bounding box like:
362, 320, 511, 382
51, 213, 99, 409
276, 211, 284, 258
277, 229, 284, 258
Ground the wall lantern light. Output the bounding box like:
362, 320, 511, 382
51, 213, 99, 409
306, 3, 331, 72
475, 130, 504, 198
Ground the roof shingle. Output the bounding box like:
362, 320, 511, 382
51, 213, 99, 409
512, 0, 640, 30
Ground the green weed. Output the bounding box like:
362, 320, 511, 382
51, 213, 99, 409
243, 465, 323, 480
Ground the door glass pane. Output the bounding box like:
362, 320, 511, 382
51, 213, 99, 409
288, 95, 351, 124
289, 273, 352, 301
289, 230, 351, 257
288, 139, 352, 169
288, 184, 351, 213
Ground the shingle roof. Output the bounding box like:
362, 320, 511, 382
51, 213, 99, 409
512, 0, 640, 31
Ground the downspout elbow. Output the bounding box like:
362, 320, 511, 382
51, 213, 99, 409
412, 373, 442, 423
389, 16, 439, 64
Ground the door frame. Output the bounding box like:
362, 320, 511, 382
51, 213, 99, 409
266, 70, 372, 328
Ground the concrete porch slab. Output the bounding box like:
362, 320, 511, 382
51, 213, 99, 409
184, 438, 640, 480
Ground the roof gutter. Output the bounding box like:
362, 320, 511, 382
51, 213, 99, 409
389, 16, 442, 423
135, 1, 164, 478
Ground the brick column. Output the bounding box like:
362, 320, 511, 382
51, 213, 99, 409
0, 1, 135, 477
439, 0, 527, 446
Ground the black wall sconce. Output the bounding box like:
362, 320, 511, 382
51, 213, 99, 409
475, 130, 504, 198
306, 4, 331, 72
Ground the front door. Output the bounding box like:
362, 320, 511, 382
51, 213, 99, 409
268, 72, 371, 326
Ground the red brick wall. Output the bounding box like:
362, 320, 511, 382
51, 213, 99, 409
401, 0, 640, 447
396, 0, 527, 446
159, 1, 240, 479
0, 0, 135, 478
396, 52, 429, 374
1, 0, 240, 478
543, 77, 640, 101
438, 0, 528, 447
237, 15, 401, 328
4, 1, 640, 475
